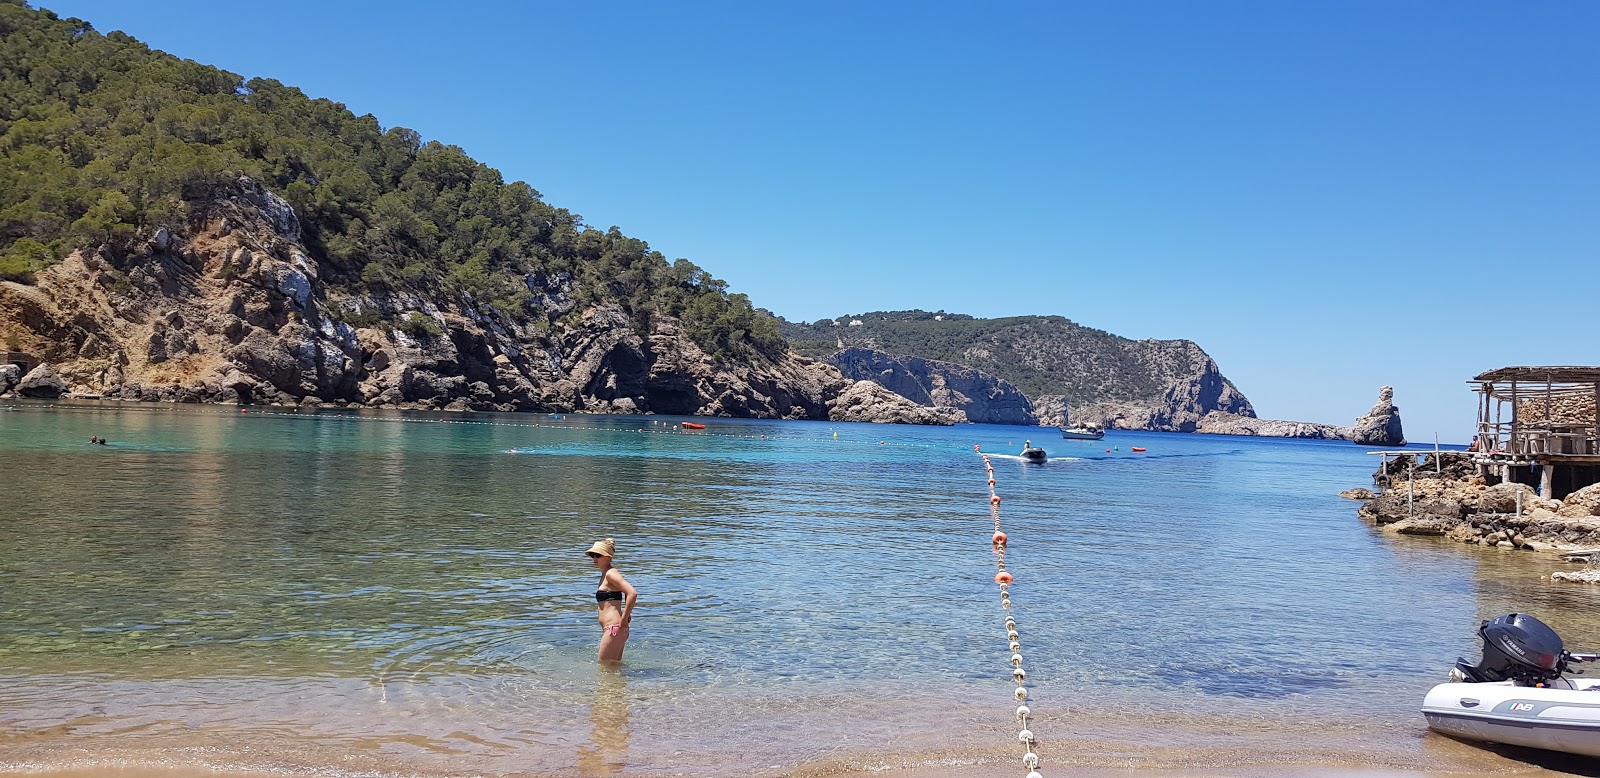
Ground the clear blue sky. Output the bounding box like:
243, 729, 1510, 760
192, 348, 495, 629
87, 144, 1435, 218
43, 1, 1599, 442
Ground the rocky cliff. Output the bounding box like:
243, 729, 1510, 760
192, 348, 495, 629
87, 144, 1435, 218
1042, 341, 1256, 432
831, 347, 1035, 425
0, 179, 948, 423
780, 312, 1256, 433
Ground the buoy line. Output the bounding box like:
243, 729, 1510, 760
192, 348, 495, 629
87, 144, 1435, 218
976, 444, 1043, 778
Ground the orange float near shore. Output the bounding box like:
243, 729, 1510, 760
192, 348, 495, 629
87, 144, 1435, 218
681, 422, 706, 430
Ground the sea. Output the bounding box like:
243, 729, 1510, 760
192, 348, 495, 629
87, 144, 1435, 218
3, 401, 1599, 777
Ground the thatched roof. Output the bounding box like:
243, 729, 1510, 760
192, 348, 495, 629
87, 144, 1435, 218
1474, 366, 1600, 384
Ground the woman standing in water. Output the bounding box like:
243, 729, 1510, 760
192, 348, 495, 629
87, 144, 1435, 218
587, 538, 636, 664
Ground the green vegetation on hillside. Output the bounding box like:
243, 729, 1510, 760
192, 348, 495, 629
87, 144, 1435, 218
779, 310, 1184, 402
0, 2, 782, 361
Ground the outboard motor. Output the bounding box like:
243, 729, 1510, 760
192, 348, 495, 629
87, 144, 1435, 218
1453, 613, 1572, 686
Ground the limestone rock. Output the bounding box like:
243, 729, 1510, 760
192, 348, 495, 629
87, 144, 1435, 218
1560, 483, 1600, 518
1350, 386, 1405, 446
832, 347, 1035, 424
1339, 487, 1376, 500
0, 363, 19, 395
1479, 482, 1536, 514
16, 363, 66, 398
1390, 517, 1450, 536
826, 380, 961, 425
1197, 412, 1351, 439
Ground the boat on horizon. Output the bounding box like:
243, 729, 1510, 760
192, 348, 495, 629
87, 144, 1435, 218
1059, 423, 1104, 441
1422, 613, 1600, 758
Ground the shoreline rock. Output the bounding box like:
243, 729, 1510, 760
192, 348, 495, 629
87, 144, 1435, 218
1350, 452, 1600, 559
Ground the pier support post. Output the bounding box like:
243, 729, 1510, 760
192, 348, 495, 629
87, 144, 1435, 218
1541, 463, 1554, 498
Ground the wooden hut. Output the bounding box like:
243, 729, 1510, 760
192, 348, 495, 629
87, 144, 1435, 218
1472, 366, 1600, 499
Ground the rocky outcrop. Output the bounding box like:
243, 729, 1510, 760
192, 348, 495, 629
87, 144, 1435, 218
0, 363, 19, 395
0, 177, 906, 422
1195, 412, 1351, 439
781, 313, 1255, 433
1351, 386, 1405, 446
1064, 344, 1255, 432
832, 347, 1035, 424
15, 363, 66, 398
1351, 452, 1600, 553
826, 380, 962, 425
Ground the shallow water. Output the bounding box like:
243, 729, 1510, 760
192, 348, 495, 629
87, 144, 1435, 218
3, 401, 1600, 776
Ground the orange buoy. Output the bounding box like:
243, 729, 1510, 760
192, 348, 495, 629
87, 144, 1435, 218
973, 444, 981, 452
990, 495, 1002, 505
988, 478, 996, 486
1132, 447, 1147, 452
993, 531, 1008, 545
682, 422, 706, 430
995, 571, 1014, 585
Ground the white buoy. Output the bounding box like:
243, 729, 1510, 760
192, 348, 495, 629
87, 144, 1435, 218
1016, 705, 1030, 719
1014, 686, 1028, 701
1018, 729, 1034, 742
1011, 653, 1024, 666
1010, 640, 1021, 652
1027, 771, 1043, 778
1013, 668, 1027, 682
1023, 752, 1039, 768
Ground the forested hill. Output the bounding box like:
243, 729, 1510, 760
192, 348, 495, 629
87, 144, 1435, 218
0, 2, 885, 421
778, 310, 1255, 428
0, 1, 778, 362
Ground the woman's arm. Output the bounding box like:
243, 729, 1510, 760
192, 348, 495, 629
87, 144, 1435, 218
607, 569, 639, 624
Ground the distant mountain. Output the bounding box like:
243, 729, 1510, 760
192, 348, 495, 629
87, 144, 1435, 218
778, 310, 1256, 431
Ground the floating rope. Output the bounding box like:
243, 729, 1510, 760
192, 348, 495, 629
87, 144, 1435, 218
976, 445, 1042, 778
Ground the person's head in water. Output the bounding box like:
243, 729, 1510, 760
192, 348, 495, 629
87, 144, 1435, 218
586, 538, 615, 569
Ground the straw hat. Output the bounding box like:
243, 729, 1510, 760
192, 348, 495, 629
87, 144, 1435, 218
585, 538, 615, 558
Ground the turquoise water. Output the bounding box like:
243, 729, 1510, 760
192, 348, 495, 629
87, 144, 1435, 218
3, 401, 1600, 776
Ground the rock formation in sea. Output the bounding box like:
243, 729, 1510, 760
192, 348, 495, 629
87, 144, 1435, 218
831, 347, 1036, 425
0, 178, 961, 424
1350, 386, 1406, 446
825, 380, 963, 426
1194, 412, 1351, 439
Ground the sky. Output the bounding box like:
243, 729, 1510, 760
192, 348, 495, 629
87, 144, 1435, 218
42, 1, 1599, 442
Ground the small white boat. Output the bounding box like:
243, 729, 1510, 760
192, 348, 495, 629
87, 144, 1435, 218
1422, 613, 1600, 758
1058, 424, 1104, 441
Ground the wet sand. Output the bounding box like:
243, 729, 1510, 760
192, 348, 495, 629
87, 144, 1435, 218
6, 712, 1600, 778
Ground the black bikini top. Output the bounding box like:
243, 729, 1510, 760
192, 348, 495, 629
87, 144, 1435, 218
595, 590, 623, 602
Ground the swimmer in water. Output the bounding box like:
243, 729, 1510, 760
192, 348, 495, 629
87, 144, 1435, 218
587, 538, 636, 665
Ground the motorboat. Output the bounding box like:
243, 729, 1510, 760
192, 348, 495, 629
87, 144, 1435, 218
1422, 613, 1600, 757
1020, 440, 1047, 463
1058, 424, 1104, 441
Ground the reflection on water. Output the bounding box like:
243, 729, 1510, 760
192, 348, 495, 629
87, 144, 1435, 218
4, 402, 1600, 776
579, 667, 631, 775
